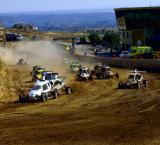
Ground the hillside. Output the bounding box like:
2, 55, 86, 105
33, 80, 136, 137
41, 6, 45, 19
0, 11, 116, 31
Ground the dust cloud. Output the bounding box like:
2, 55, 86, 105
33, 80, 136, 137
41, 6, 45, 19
0, 41, 70, 73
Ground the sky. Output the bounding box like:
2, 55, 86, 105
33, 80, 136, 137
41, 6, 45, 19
0, 0, 160, 13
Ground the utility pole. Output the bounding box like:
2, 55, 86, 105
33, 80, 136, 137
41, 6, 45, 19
72, 32, 75, 55
149, 0, 152, 7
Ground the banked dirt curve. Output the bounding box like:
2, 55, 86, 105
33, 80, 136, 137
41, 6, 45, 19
0, 41, 160, 145
0, 65, 160, 145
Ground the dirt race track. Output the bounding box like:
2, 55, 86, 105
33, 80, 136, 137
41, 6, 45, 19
0, 41, 160, 145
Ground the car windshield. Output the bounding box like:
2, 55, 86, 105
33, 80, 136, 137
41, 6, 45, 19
106, 68, 111, 71
72, 64, 78, 68
123, 51, 128, 54
82, 70, 87, 73
32, 85, 41, 90
130, 49, 136, 53
128, 75, 135, 81
17, 35, 23, 37
74, 60, 79, 63
45, 74, 55, 80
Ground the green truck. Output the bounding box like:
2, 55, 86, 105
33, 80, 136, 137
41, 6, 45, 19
129, 46, 153, 59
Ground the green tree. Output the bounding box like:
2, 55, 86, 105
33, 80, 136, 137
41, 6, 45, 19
88, 33, 101, 44
103, 31, 120, 49
80, 35, 86, 43
110, 32, 120, 50
103, 31, 112, 48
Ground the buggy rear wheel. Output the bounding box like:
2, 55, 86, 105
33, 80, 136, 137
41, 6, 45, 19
53, 91, 58, 99
89, 75, 93, 81
41, 94, 47, 102
76, 75, 80, 81
118, 82, 122, 89
137, 82, 141, 89
96, 74, 100, 79
144, 80, 149, 87
66, 87, 72, 95
19, 95, 26, 103
115, 73, 119, 79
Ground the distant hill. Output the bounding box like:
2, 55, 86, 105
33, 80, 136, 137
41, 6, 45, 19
0, 11, 117, 32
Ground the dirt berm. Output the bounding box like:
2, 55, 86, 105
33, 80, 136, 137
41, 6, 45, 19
0, 59, 11, 101
0, 59, 27, 103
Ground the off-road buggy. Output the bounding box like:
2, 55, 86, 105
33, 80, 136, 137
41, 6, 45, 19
76, 67, 93, 81
17, 58, 27, 65
92, 63, 119, 79
19, 78, 72, 102
118, 69, 149, 89
42, 71, 58, 85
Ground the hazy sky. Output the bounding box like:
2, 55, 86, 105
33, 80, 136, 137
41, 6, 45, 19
0, 0, 160, 13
